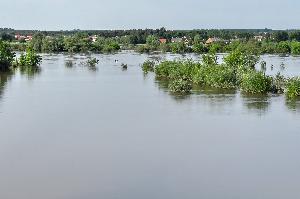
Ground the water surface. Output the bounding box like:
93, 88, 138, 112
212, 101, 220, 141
0, 52, 300, 199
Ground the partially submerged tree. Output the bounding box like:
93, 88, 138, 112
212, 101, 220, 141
0, 40, 15, 71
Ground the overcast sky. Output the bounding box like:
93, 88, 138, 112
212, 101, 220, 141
0, 0, 299, 30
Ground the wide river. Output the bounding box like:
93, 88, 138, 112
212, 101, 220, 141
0, 52, 300, 199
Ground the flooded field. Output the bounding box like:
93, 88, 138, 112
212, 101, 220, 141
0, 52, 300, 199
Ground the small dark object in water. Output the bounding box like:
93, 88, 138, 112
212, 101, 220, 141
271, 64, 274, 71
280, 62, 285, 71
121, 63, 128, 69
115, 59, 119, 63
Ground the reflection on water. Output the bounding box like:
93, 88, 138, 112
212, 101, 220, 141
19, 66, 41, 79
241, 93, 271, 115
0, 71, 13, 101
286, 98, 300, 112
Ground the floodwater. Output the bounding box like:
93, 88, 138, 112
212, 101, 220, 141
0, 52, 300, 199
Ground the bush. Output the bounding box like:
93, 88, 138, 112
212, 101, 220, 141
136, 45, 151, 53
0, 40, 15, 71
276, 41, 291, 54
241, 71, 272, 93
270, 72, 286, 93
224, 50, 259, 69
155, 60, 195, 81
142, 60, 155, 73
286, 78, 300, 99
194, 65, 237, 88
86, 58, 99, 67
65, 60, 74, 68
159, 43, 170, 53
168, 79, 192, 94
102, 42, 120, 53
192, 43, 207, 54
202, 53, 217, 66
170, 42, 189, 54
18, 47, 42, 67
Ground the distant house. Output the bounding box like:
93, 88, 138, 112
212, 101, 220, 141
15, 34, 32, 42
25, 35, 32, 42
171, 37, 183, 43
159, 38, 167, 44
89, 35, 98, 42
15, 34, 25, 40
254, 35, 264, 42
205, 37, 221, 45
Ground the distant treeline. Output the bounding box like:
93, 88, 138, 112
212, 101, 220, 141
1, 27, 300, 54
2, 27, 300, 43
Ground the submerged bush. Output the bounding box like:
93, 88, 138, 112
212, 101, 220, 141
142, 60, 155, 73
193, 64, 237, 88
168, 79, 192, 94
65, 60, 74, 68
86, 58, 99, 67
155, 60, 196, 81
18, 47, 42, 67
136, 45, 151, 53
142, 51, 292, 95
286, 78, 300, 99
202, 53, 217, 66
270, 73, 286, 93
240, 71, 272, 94
224, 50, 259, 69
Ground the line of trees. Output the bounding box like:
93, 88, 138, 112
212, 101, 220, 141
11, 32, 121, 53
2, 27, 300, 55
2, 27, 300, 42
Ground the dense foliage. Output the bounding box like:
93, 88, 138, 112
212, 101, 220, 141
286, 78, 300, 99
144, 50, 300, 98
0, 40, 15, 71
240, 71, 272, 93
18, 47, 42, 67
142, 60, 155, 73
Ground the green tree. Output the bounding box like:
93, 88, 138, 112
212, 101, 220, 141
276, 41, 291, 54
18, 47, 42, 67
273, 31, 289, 42
146, 35, 159, 49
192, 43, 207, 54
0, 33, 14, 41
30, 33, 45, 52
291, 41, 300, 55
193, 34, 202, 44
0, 40, 15, 71
289, 31, 300, 41
170, 42, 188, 54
